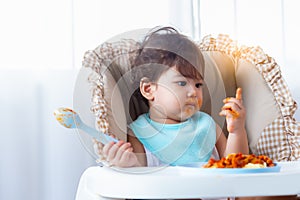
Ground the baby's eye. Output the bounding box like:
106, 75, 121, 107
195, 83, 203, 88
177, 81, 187, 86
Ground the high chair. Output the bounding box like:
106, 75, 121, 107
73, 30, 300, 199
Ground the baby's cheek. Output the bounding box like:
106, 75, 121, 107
167, 99, 181, 111
197, 98, 203, 109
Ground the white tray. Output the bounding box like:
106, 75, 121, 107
76, 161, 300, 199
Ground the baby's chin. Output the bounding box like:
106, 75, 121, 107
180, 110, 197, 121
183, 106, 198, 117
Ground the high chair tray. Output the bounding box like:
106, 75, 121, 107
76, 161, 300, 199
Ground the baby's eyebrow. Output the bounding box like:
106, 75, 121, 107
173, 74, 185, 78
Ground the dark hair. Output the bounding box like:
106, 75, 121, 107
129, 27, 205, 116
133, 26, 205, 82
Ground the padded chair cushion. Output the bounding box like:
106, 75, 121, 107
235, 59, 281, 153
236, 45, 300, 161
200, 51, 236, 136
81, 34, 300, 161
81, 39, 139, 141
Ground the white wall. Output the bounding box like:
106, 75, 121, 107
199, 0, 300, 120
0, 1, 172, 199
0, 70, 95, 200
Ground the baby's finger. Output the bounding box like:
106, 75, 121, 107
106, 144, 118, 161
102, 141, 115, 157
220, 105, 240, 118
93, 138, 104, 148
223, 88, 243, 105
106, 141, 125, 161
236, 87, 242, 100
114, 142, 131, 161
223, 103, 240, 112
120, 148, 134, 163
219, 109, 226, 116
93, 142, 101, 155
221, 109, 235, 119
223, 98, 243, 110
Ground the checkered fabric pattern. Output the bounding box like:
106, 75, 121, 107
82, 34, 300, 161
199, 34, 300, 161
82, 39, 139, 134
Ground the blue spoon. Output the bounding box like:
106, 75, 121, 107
53, 107, 118, 144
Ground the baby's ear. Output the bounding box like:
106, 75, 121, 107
140, 77, 156, 100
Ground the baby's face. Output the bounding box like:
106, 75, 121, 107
150, 67, 203, 123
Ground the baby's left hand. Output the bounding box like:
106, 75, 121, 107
219, 88, 246, 133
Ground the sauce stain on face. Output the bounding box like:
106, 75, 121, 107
197, 98, 202, 109
184, 106, 193, 116
184, 98, 202, 117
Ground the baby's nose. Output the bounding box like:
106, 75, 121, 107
187, 85, 197, 97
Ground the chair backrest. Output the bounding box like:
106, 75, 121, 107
77, 33, 300, 162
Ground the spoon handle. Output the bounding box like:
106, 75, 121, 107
78, 122, 119, 144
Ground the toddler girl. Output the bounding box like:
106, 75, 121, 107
98, 26, 248, 167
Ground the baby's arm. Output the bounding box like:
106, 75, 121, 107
215, 125, 227, 158
127, 129, 147, 166
219, 88, 249, 155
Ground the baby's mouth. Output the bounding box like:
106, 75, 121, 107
184, 100, 198, 114
186, 103, 196, 107
184, 104, 197, 116
185, 99, 197, 107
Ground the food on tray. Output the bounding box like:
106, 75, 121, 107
202, 153, 275, 168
